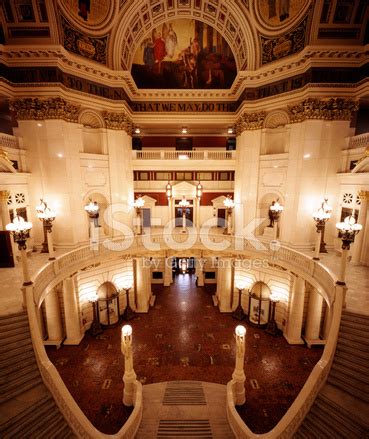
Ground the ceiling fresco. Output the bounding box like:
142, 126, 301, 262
131, 19, 237, 89
258, 0, 307, 27
60, 0, 111, 24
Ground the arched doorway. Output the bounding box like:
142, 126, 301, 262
97, 281, 120, 327
248, 281, 271, 327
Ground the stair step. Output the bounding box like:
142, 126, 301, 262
332, 356, 368, 377
340, 324, 369, 339
337, 335, 369, 353
0, 341, 33, 361
0, 372, 43, 404
0, 319, 29, 334
342, 311, 369, 326
0, 325, 30, 340
0, 362, 39, 386
48, 421, 75, 439
0, 312, 28, 324
24, 408, 64, 438
335, 344, 369, 364
341, 318, 369, 333
306, 407, 347, 438
302, 415, 335, 439
329, 367, 369, 391
0, 354, 37, 377
0, 395, 54, 435
328, 375, 369, 403
0, 333, 32, 350
293, 424, 314, 439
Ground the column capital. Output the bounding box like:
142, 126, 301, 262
0, 190, 10, 202
235, 111, 266, 135
288, 98, 358, 123
102, 111, 133, 134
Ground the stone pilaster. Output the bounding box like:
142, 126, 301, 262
63, 276, 83, 345
284, 275, 305, 344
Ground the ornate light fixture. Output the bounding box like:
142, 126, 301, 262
88, 292, 103, 336
36, 198, 56, 260
232, 325, 247, 405
223, 195, 235, 235
6, 215, 33, 286
121, 324, 137, 406
133, 195, 145, 235
265, 292, 281, 336
196, 182, 203, 199
336, 211, 362, 285
166, 181, 172, 199
84, 198, 99, 218
233, 281, 248, 321
179, 196, 190, 232
269, 199, 284, 226
122, 282, 136, 320
312, 198, 332, 260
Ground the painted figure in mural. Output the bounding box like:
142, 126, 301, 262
154, 32, 166, 73
179, 46, 197, 88
78, 0, 90, 21
165, 23, 178, 59
142, 38, 155, 68
268, 0, 290, 21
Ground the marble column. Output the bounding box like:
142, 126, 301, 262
134, 257, 151, 312
196, 258, 205, 287
304, 287, 323, 348
164, 257, 172, 286
63, 276, 83, 345
322, 304, 332, 340
216, 257, 234, 312
0, 190, 10, 230
44, 288, 64, 347
352, 190, 369, 265
284, 275, 305, 344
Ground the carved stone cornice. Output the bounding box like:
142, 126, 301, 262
9, 98, 80, 123
236, 111, 266, 134
102, 111, 132, 133
287, 98, 359, 123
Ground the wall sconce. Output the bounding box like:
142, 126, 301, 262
223, 195, 235, 235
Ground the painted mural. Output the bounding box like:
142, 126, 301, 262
131, 19, 237, 89
60, 0, 110, 24
259, 0, 307, 26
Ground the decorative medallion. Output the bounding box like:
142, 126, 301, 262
60, 15, 108, 64
59, 0, 111, 26
131, 18, 237, 89
257, 0, 308, 27
261, 15, 308, 64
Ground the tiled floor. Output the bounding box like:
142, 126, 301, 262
46, 274, 322, 434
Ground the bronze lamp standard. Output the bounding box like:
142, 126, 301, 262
336, 212, 362, 285
232, 281, 248, 321
88, 292, 103, 336
312, 199, 331, 261
122, 282, 136, 321
6, 215, 33, 286
36, 199, 56, 260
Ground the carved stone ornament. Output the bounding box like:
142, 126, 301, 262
287, 98, 359, 123
236, 111, 266, 134
356, 149, 369, 166
102, 111, 133, 133
9, 97, 80, 123
357, 190, 369, 202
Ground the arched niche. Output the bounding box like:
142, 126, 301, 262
248, 281, 271, 327
257, 192, 284, 236
261, 111, 290, 155
79, 111, 106, 155
97, 281, 120, 327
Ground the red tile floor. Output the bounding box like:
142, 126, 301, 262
46, 273, 322, 434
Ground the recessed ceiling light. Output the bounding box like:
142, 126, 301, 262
178, 154, 189, 160
181, 127, 188, 134
303, 153, 311, 159
37, 123, 42, 127
227, 127, 233, 134
134, 127, 140, 134
57, 153, 63, 158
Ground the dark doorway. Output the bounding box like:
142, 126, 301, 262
0, 231, 14, 267
175, 205, 194, 226
217, 208, 226, 227
142, 208, 151, 227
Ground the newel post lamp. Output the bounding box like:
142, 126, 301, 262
223, 195, 235, 235
232, 325, 246, 405
133, 195, 145, 235
122, 282, 136, 320
36, 199, 56, 260
312, 199, 331, 260
88, 292, 103, 336
336, 212, 362, 285
179, 196, 190, 233
233, 281, 248, 321
121, 324, 137, 406
6, 215, 33, 286
265, 292, 281, 336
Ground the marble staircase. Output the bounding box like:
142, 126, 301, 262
294, 310, 369, 438
0, 311, 75, 438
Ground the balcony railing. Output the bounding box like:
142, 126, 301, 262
348, 133, 369, 149
0, 133, 19, 149
133, 150, 235, 160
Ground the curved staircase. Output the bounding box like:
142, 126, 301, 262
0, 311, 75, 438
294, 310, 369, 438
